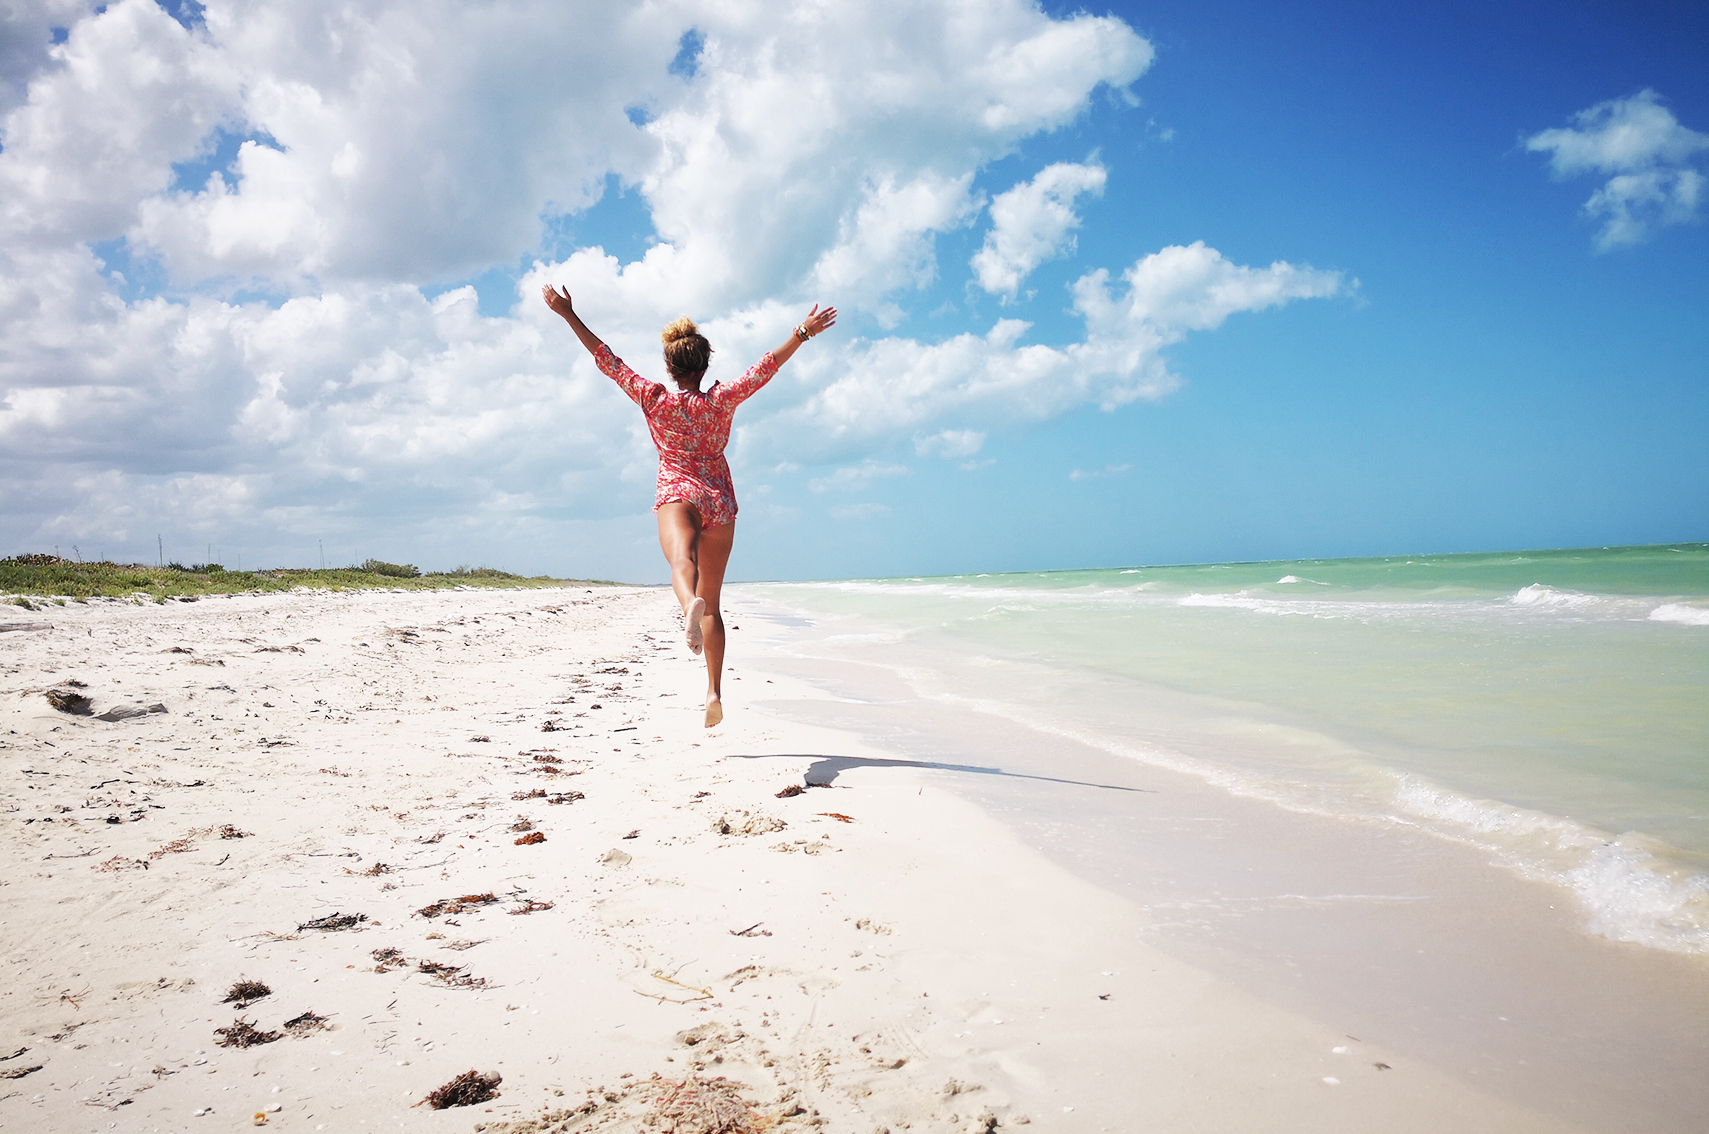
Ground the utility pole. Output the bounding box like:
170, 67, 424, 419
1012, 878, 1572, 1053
319, 540, 324, 570
157, 534, 163, 568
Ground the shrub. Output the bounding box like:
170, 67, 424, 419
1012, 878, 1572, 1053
441, 565, 518, 579
362, 559, 421, 578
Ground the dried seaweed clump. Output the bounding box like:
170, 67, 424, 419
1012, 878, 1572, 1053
218, 824, 250, 839
45, 688, 93, 715
283, 1010, 330, 1035
148, 837, 195, 859
418, 960, 489, 989
425, 1069, 502, 1109
298, 912, 367, 931
222, 978, 271, 1007
512, 789, 547, 801
215, 1017, 281, 1048
515, 832, 546, 846
372, 946, 406, 971
416, 893, 497, 919
509, 816, 535, 833
648, 1075, 769, 1134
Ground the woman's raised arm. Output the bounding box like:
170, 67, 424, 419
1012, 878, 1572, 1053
768, 304, 838, 369
542, 285, 605, 357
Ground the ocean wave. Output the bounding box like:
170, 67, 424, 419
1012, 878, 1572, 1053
1509, 583, 1601, 608
931, 685, 1709, 956
1178, 591, 1268, 610
764, 577, 1701, 629
1392, 777, 1589, 842
1391, 777, 1709, 955
1650, 602, 1709, 627
982, 694, 1709, 956
1175, 591, 1393, 620
1566, 843, 1709, 952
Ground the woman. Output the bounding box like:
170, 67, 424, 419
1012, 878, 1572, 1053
543, 284, 837, 728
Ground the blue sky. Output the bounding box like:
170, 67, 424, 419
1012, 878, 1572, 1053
1, 0, 1704, 581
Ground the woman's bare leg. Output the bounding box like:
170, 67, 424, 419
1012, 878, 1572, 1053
656, 504, 705, 652
693, 522, 736, 728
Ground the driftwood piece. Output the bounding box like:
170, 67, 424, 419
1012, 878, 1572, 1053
94, 703, 168, 722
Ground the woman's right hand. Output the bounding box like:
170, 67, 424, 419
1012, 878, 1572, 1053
803, 304, 838, 337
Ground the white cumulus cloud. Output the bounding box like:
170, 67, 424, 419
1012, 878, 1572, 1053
0, 0, 1346, 577
808, 461, 911, 494
971, 161, 1107, 296
752, 242, 1345, 460
914, 429, 987, 459
1525, 89, 1709, 250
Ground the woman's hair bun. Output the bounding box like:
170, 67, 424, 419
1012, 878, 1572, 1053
661, 316, 700, 344
660, 316, 712, 380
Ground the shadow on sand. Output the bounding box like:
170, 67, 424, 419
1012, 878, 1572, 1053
729, 753, 1153, 793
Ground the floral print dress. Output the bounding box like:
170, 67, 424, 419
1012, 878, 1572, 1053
595, 344, 780, 528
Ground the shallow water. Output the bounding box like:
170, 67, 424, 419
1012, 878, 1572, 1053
738, 543, 1709, 955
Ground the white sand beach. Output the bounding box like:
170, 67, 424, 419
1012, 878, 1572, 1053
1, 587, 1598, 1132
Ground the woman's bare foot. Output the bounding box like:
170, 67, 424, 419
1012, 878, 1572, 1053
685, 596, 705, 655
704, 696, 723, 729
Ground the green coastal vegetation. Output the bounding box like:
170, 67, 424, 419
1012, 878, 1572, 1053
1, 553, 614, 605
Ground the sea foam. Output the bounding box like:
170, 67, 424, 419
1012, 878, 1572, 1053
1509, 583, 1600, 607
1650, 602, 1709, 627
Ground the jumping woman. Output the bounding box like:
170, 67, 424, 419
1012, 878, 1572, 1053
542, 284, 837, 728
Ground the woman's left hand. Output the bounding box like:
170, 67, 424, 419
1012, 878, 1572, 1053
541, 284, 573, 316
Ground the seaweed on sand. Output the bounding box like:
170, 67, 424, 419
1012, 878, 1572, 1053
222, 978, 271, 1007
45, 688, 93, 715
283, 1011, 330, 1035
214, 1018, 280, 1048
424, 1069, 501, 1109
416, 893, 497, 919
647, 1075, 770, 1134
418, 961, 489, 989
298, 912, 367, 931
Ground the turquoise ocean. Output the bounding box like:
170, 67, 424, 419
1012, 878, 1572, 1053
741, 543, 1709, 956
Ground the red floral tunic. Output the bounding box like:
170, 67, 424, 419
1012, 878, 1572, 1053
595, 343, 779, 528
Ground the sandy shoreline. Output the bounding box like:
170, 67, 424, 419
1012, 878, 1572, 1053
2, 587, 1587, 1132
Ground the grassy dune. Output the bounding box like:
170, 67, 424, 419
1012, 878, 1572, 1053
1, 554, 614, 605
